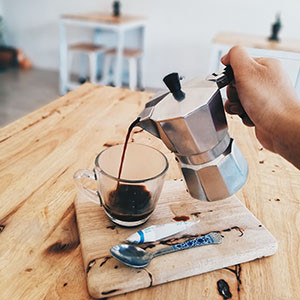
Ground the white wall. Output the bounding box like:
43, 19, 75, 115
2, 0, 300, 88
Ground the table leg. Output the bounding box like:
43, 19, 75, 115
295, 66, 300, 100
114, 31, 125, 88
93, 28, 102, 45
137, 26, 145, 90
93, 28, 102, 81
59, 20, 68, 95
208, 44, 223, 74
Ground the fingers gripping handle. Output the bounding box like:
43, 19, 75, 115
73, 169, 103, 206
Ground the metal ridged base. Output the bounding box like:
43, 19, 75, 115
179, 139, 248, 201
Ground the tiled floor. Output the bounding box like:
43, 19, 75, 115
0, 68, 159, 129
0, 68, 60, 128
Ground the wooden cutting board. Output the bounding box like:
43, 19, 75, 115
74, 179, 277, 299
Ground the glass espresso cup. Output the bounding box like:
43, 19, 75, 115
74, 143, 169, 227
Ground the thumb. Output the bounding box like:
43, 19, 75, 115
221, 46, 254, 70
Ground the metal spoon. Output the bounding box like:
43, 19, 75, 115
110, 232, 222, 268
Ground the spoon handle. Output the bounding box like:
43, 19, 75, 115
152, 232, 222, 258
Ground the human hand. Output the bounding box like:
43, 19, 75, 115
221, 46, 299, 153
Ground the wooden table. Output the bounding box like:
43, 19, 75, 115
0, 84, 299, 299
210, 31, 300, 97
59, 13, 147, 94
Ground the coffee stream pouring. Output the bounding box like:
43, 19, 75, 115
137, 66, 248, 201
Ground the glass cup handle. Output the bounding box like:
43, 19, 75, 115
73, 169, 103, 206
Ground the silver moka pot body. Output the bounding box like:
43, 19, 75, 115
138, 67, 248, 201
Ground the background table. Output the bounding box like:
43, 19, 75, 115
60, 13, 146, 94
0, 84, 299, 299
210, 31, 300, 97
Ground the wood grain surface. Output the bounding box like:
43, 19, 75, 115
62, 13, 146, 24
213, 31, 300, 53
75, 180, 277, 299
0, 83, 299, 299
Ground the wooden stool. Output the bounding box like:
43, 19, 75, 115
67, 43, 107, 89
101, 48, 142, 90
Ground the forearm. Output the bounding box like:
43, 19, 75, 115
272, 101, 300, 169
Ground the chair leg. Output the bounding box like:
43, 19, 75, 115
128, 57, 137, 90
137, 56, 143, 90
89, 52, 98, 84
67, 51, 73, 86
101, 55, 113, 85
79, 52, 86, 82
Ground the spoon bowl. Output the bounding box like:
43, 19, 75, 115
110, 244, 152, 268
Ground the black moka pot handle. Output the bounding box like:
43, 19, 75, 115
206, 66, 234, 89
208, 66, 254, 125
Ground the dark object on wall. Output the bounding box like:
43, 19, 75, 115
0, 46, 18, 71
0, 47, 32, 71
113, 1, 121, 17
0, 16, 32, 71
269, 14, 281, 42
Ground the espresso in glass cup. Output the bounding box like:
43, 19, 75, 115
74, 143, 168, 227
